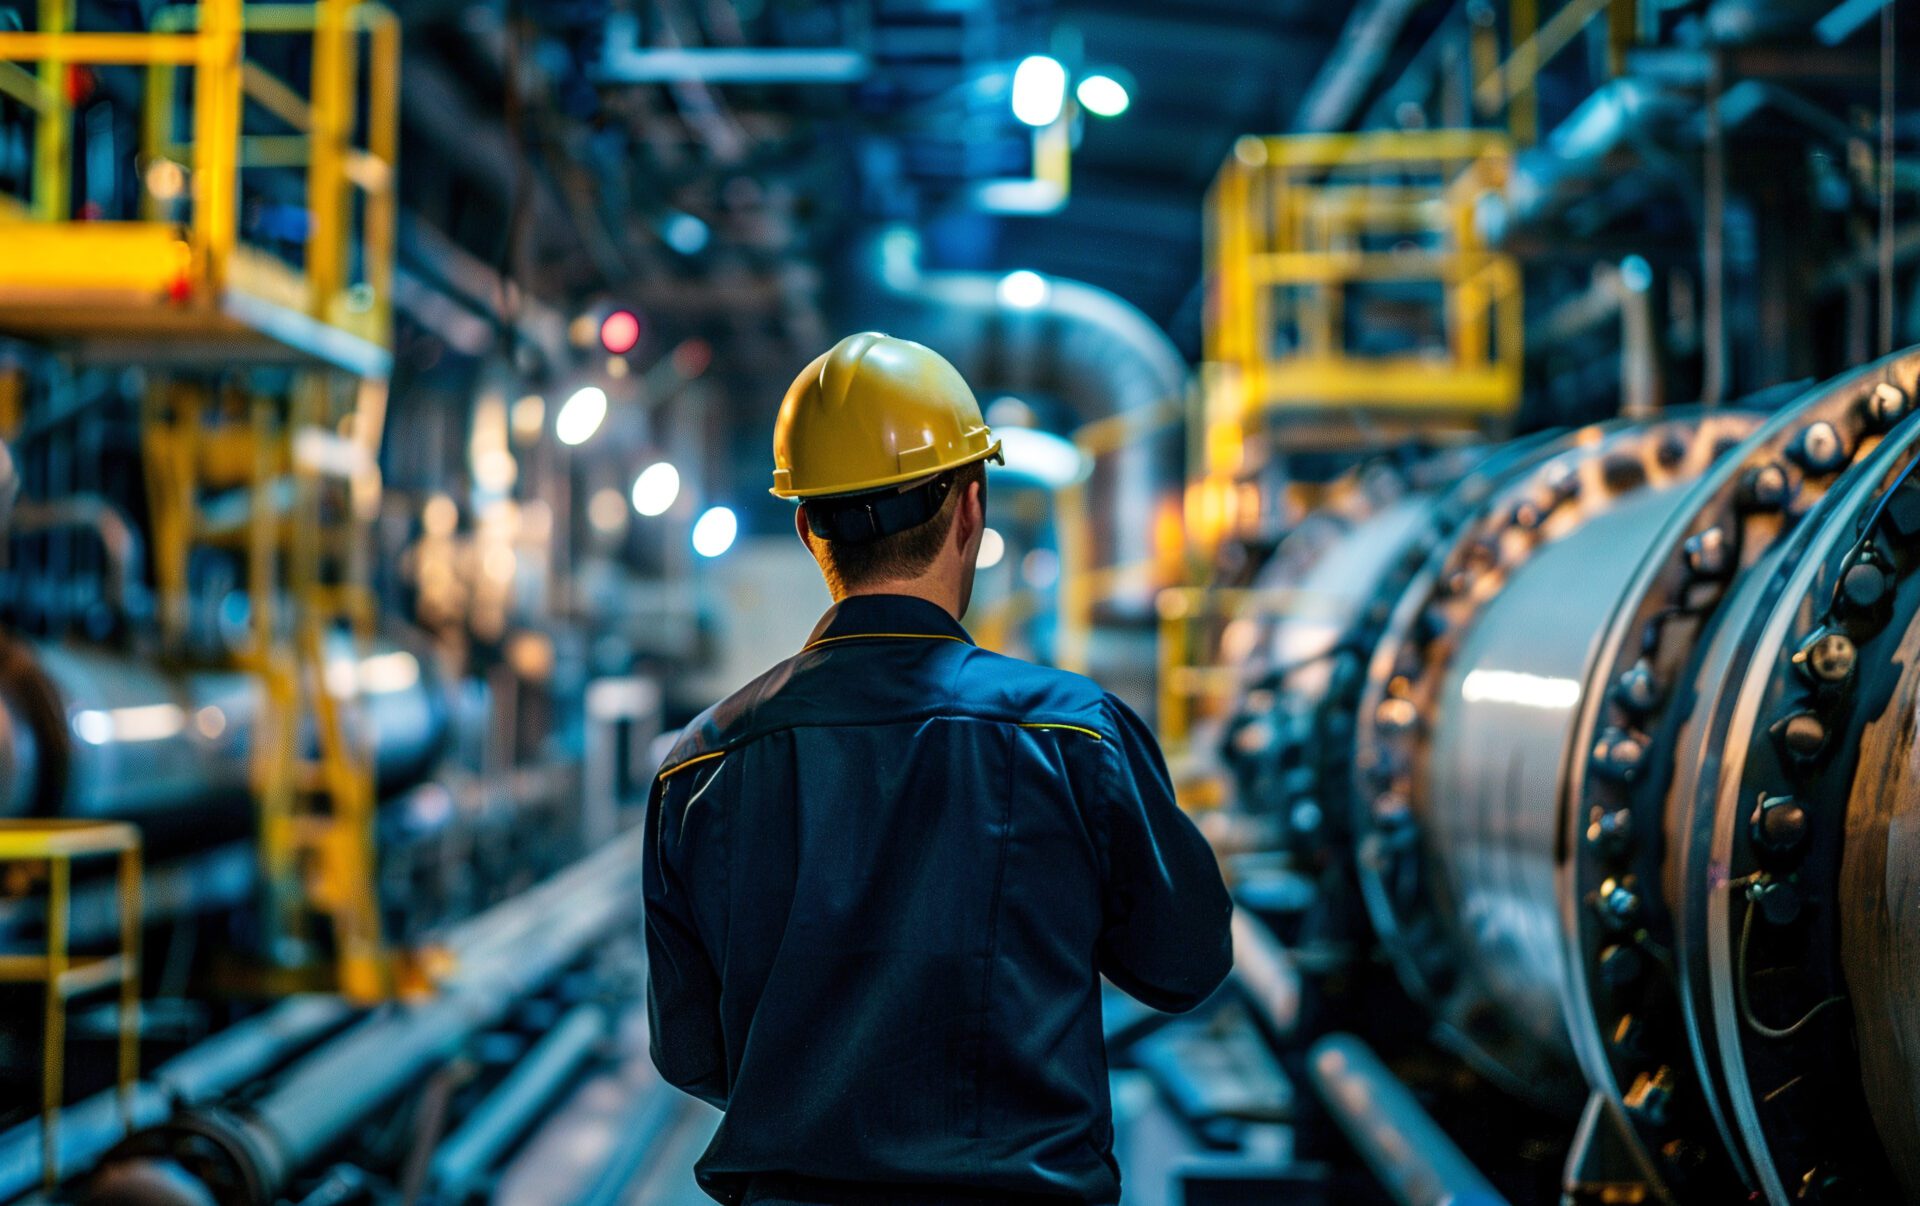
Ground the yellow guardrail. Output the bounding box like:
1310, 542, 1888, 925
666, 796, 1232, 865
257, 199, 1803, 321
0, 820, 141, 1188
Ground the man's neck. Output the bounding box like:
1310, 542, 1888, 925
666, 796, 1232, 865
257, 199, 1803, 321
838, 579, 962, 621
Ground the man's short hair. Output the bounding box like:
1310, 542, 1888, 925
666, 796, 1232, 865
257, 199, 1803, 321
809, 461, 985, 595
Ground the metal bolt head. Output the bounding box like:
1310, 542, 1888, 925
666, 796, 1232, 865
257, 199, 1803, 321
1741, 461, 1791, 510
1587, 807, 1634, 855
1886, 481, 1920, 541
1788, 421, 1848, 474
1773, 710, 1827, 759
1796, 629, 1856, 684
1867, 381, 1910, 429
1841, 560, 1889, 610
1596, 876, 1642, 930
1684, 526, 1731, 578
1593, 727, 1647, 782
1750, 794, 1809, 854
1615, 659, 1661, 713
1598, 943, 1644, 990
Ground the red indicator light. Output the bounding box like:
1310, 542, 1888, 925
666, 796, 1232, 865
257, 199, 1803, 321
600, 310, 642, 355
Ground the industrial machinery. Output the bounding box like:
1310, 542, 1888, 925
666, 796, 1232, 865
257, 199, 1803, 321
1223, 347, 1920, 1204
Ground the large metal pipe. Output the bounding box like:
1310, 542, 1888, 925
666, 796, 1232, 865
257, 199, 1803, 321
83, 828, 648, 1205
0, 996, 358, 1201
1229, 348, 1920, 1202
1306, 1033, 1508, 1206
0, 636, 447, 839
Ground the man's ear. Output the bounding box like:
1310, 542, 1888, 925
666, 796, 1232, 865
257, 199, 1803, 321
955, 479, 985, 551
794, 504, 813, 549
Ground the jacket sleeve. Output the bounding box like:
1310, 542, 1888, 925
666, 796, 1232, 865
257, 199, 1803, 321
1093, 695, 1235, 1013
643, 766, 729, 1108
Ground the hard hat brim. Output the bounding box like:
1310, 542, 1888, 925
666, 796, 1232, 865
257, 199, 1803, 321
770, 439, 1004, 500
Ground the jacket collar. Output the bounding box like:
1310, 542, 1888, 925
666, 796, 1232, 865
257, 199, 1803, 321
804, 593, 975, 650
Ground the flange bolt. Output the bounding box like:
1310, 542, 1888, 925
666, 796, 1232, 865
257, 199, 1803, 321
1787, 421, 1848, 474
1593, 728, 1647, 782
1596, 876, 1642, 930
1616, 660, 1661, 713
1772, 711, 1827, 759
1840, 560, 1889, 611
1750, 794, 1809, 854
1749, 877, 1804, 926
1598, 943, 1644, 990
1587, 807, 1634, 856
1867, 381, 1911, 429
1741, 462, 1790, 510
1624, 1066, 1676, 1127
1684, 526, 1731, 578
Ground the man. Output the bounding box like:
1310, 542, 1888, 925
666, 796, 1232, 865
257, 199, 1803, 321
644, 332, 1234, 1205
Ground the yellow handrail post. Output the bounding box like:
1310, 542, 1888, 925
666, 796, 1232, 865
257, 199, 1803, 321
33, 0, 69, 222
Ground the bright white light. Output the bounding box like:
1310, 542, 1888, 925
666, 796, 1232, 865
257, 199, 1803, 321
1075, 74, 1130, 117
977, 527, 1006, 569
631, 462, 681, 517
1460, 669, 1581, 711
994, 427, 1088, 488
997, 269, 1050, 311
555, 386, 609, 446
74, 703, 187, 745
1011, 55, 1067, 127
693, 506, 739, 558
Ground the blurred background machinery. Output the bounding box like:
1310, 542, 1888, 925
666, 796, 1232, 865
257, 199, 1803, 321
0, 1, 1915, 1205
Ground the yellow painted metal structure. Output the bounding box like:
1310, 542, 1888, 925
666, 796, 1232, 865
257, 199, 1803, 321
1143, 130, 1527, 783
1204, 131, 1520, 456
0, 3, 403, 1000
0, 0, 397, 377
0, 820, 141, 1187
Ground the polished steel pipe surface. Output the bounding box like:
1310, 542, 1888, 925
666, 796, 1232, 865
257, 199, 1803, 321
1307, 1033, 1508, 1206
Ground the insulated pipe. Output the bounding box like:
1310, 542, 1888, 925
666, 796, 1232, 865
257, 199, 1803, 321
0, 636, 447, 838
426, 1003, 607, 1201
84, 828, 648, 1205
1307, 1033, 1507, 1206
0, 996, 357, 1201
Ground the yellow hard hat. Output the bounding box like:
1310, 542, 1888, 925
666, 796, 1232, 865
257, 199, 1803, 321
771, 332, 1002, 499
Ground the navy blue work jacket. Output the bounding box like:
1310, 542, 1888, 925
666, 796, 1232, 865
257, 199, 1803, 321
644, 594, 1234, 1205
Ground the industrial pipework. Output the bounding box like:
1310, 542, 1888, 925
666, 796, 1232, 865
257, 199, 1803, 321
1226, 347, 1920, 1204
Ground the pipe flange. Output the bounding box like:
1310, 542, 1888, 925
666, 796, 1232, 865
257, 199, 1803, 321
1699, 392, 1920, 1204
92, 1109, 284, 1206
1563, 351, 1920, 1204
1352, 412, 1750, 1106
